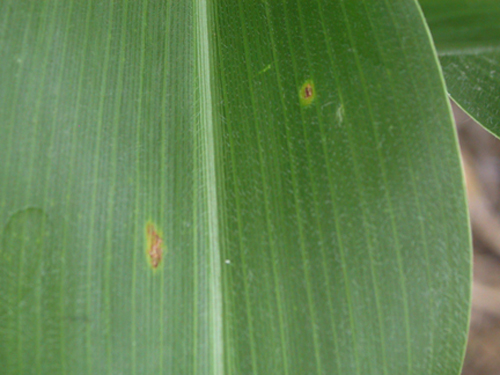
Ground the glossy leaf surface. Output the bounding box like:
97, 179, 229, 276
0, 0, 470, 374
421, 0, 500, 136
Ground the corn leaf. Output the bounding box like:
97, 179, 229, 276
421, 0, 500, 137
0, 1, 471, 374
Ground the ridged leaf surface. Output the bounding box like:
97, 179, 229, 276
421, 0, 500, 136
0, 1, 470, 374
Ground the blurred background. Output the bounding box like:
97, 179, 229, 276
456, 102, 500, 375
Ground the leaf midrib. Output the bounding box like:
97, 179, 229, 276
437, 45, 500, 57
195, 0, 224, 373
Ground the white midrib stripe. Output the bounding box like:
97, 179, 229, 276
437, 44, 500, 56
196, 0, 224, 374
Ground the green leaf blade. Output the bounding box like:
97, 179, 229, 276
0, 0, 471, 374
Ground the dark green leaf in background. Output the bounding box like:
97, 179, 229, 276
421, 0, 500, 137
0, 0, 470, 374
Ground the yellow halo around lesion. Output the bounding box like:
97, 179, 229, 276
145, 221, 163, 270
299, 79, 316, 107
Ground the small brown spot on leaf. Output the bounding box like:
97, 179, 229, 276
299, 79, 315, 106
146, 223, 162, 269
304, 84, 313, 98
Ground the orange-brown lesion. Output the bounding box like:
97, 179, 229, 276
304, 83, 313, 98
146, 223, 163, 269
299, 79, 316, 106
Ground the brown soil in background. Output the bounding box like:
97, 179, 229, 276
456, 103, 500, 375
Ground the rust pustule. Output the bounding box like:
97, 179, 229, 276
146, 223, 162, 269
299, 79, 316, 106
304, 84, 313, 98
